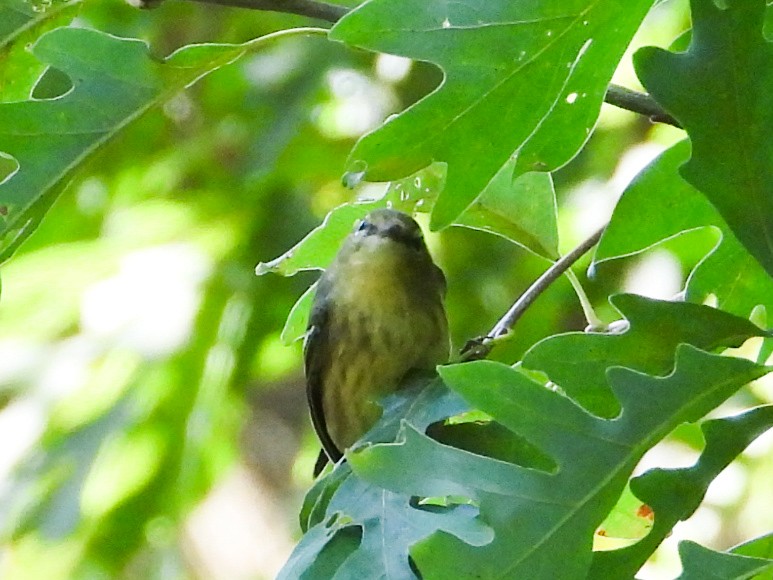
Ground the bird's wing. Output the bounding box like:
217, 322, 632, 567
304, 298, 343, 473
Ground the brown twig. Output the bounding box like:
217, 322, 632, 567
605, 84, 681, 128
189, 0, 349, 21
460, 225, 607, 362
131, 0, 348, 22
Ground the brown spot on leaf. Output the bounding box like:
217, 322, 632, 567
637, 504, 654, 520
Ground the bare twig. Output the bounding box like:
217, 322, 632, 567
189, 0, 350, 22
605, 84, 682, 128
460, 225, 606, 362
131, 0, 349, 22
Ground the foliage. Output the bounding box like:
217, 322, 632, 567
636, 0, 773, 278
329, 0, 654, 229
1, 0, 772, 578
288, 302, 771, 579
0, 23, 324, 263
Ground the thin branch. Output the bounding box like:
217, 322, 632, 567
191, 0, 350, 22
605, 84, 681, 128
134, 0, 351, 22
460, 225, 606, 362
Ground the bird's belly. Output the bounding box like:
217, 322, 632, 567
322, 291, 447, 451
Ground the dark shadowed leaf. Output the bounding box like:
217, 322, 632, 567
522, 294, 768, 417
676, 541, 773, 580
590, 405, 773, 579
636, 0, 773, 277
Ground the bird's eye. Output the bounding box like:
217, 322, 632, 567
355, 220, 370, 233
385, 224, 403, 238
385, 224, 423, 250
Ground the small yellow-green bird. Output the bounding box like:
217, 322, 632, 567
304, 208, 450, 475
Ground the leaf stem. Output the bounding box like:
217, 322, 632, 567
460, 225, 606, 362
564, 268, 603, 330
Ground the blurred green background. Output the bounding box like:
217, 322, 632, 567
0, 0, 771, 578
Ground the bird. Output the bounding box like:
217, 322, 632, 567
304, 208, 450, 476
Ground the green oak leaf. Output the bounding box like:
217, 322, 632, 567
594, 140, 773, 319
256, 203, 373, 278
733, 531, 773, 560
280, 282, 317, 345
279, 377, 493, 580
256, 164, 448, 282
0, 25, 324, 264
0, 0, 82, 103
284, 294, 768, 578
257, 163, 556, 279
349, 346, 768, 579
676, 541, 773, 580
635, 0, 773, 277
282, 477, 491, 579
331, 0, 655, 229
590, 405, 773, 579
521, 293, 768, 417
455, 164, 559, 260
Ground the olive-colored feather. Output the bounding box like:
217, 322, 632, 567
304, 209, 449, 476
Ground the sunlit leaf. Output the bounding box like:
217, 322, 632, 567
455, 166, 558, 260
594, 484, 653, 550
0, 0, 82, 102
0, 25, 324, 263
331, 0, 655, 228
594, 140, 773, 319
256, 203, 373, 277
